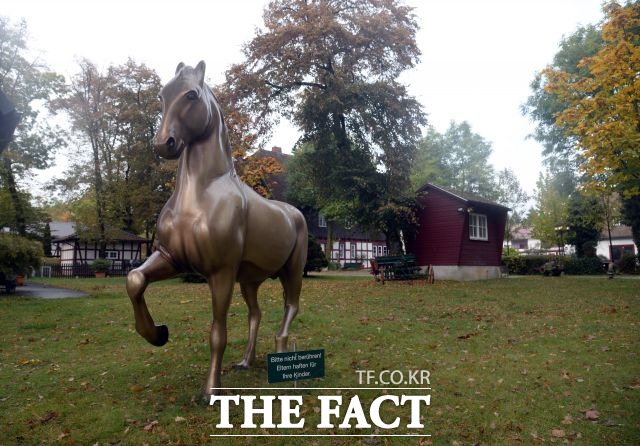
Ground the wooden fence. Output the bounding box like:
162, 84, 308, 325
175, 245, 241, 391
39, 264, 132, 278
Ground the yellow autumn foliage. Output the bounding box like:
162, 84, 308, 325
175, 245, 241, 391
543, 2, 640, 196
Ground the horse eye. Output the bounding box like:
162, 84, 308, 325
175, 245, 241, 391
186, 90, 198, 100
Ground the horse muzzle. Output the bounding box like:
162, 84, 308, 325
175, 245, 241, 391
153, 135, 185, 159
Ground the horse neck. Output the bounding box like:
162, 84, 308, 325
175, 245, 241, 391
175, 98, 235, 192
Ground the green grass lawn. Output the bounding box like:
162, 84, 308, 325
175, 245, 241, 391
0, 275, 638, 445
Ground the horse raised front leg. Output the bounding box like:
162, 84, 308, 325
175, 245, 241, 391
126, 251, 177, 346
204, 269, 236, 397
237, 281, 262, 369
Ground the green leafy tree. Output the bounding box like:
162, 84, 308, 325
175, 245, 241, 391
529, 172, 569, 247
495, 168, 529, 249
622, 194, 640, 248
523, 24, 602, 165
287, 142, 376, 260
0, 233, 43, 276
0, 17, 65, 236
226, 0, 425, 253
413, 121, 497, 198
566, 191, 603, 257
304, 234, 328, 276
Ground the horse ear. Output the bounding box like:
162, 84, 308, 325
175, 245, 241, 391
175, 62, 185, 75
195, 60, 206, 87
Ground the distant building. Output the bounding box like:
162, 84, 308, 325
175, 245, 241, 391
406, 183, 509, 281
597, 224, 637, 261
505, 227, 542, 252
50, 221, 149, 276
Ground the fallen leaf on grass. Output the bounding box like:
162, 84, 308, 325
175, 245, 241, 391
28, 411, 58, 427
457, 332, 479, 340
143, 420, 158, 432
174, 416, 185, 423
584, 409, 600, 421
562, 415, 573, 425
551, 428, 565, 437
129, 385, 144, 392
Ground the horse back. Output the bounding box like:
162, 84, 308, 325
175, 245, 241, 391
240, 184, 307, 278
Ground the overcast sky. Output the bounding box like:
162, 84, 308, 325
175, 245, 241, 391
5, 0, 605, 195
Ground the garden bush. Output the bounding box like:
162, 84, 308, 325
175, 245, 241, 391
0, 233, 43, 275
616, 253, 639, 274
561, 256, 604, 275
502, 254, 549, 275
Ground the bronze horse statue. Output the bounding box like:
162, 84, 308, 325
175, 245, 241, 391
126, 61, 308, 397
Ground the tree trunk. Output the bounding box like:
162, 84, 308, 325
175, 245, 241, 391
385, 229, 404, 255
325, 221, 334, 264
90, 134, 107, 258
1, 157, 26, 236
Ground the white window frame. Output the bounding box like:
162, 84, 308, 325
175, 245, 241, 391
106, 251, 119, 259
318, 213, 327, 228
469, 213, 488, 241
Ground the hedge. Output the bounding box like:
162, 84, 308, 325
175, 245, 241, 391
502, 254, 605, 275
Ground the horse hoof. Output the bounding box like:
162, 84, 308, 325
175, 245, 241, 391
275, 335, 288, 353
235, 361, 250, 370
151, 324, 169, 346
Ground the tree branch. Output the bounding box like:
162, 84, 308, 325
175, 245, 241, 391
265, 79, 326, 91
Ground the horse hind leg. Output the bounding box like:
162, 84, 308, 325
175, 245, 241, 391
275, 231, 307, 353
126, 251, 177, 346
237, 281, 262, 369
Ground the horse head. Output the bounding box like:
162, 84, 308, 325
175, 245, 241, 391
154, 61, 214, 159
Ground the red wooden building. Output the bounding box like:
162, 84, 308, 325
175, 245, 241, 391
406, 183, 509, 280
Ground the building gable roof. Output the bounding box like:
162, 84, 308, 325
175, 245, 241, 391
600, 224, 633, 240
417, 183, 511, 211
52, 222, 148, 243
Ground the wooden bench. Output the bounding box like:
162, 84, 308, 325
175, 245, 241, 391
371, 254, 422, 283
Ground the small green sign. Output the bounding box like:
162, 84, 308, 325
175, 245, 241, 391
267, 349, 325, 384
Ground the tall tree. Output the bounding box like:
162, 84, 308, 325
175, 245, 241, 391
225, 0, 425, 253
412, 121, 497, 198
542, 2, 640, 195
566, 191, 603, 257
522, 24, 603, 178
0, 17, 65, 235
53, 60, 169, 251
529, 172, 569, 247
536, 1, 640, 246
494, 168, 529, 249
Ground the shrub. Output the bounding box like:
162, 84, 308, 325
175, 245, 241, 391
502, 254, 550, 275
616, 253, 639, 274
305, 234, 328, 276
0, 234, 43, 275
561, 256, 605, 275
90, 258, 112, 273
